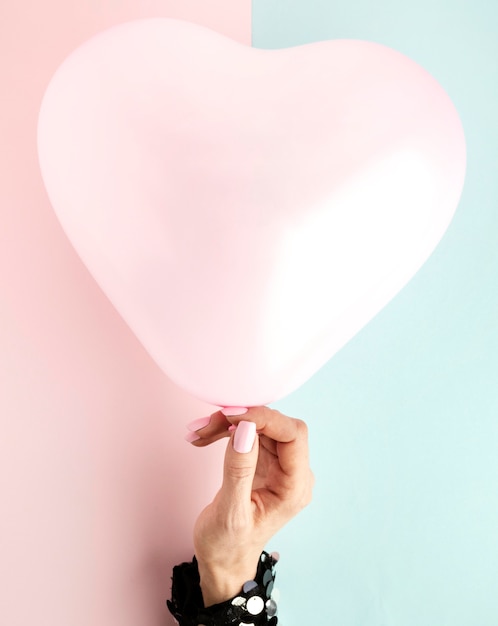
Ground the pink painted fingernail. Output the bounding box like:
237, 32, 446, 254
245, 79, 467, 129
233, 421, 257, 453
184, 431, 200, 443
221, 407, 248, 416
186, 416, 211, 432
228, 424, 236, 432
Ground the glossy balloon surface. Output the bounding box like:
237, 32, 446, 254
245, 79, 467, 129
37, 18, 466, 406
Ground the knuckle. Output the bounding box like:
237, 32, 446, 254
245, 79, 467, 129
300, 491, 312, 510
309, 469, 316, 487
294, 418, 309, 439
225, 462, 254, 480
298, 472, 315, 510
284, 483, 313, 515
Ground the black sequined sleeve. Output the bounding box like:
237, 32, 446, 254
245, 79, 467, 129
167, 551, 279, 625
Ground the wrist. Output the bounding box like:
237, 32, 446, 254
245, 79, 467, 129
196, 558, 258, 606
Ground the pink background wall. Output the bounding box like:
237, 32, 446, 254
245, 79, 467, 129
0, 2, 250, 625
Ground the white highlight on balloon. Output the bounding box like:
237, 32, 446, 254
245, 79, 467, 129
264, 149, 437, 375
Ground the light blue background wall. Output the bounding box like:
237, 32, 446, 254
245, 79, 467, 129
254, 1, 498, 624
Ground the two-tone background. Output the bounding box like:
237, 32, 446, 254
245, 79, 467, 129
1, 1, 497, 624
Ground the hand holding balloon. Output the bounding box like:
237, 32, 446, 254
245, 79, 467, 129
186, 406, 314, 606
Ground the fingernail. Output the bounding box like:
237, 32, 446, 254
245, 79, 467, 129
221, 407, 248, 416
233, 421, 256, 453
228, 424, 236, 432
186, 416, 211, 432
184, 431, 200, 443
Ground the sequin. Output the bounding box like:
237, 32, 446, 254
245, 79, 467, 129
260, 553, 266, 562
243, 580, 258, 593
238, 622, 254, 626
231, 596, 246, 607
246, 595, 265, 615
263, 569, 272, 586
266, 598, 278, 617
271, 587, 281, 603
266, 580, 274, 597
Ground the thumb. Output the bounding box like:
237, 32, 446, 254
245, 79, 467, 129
220, 421, 259, 509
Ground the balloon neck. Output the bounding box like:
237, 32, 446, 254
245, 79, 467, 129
221, 407, 249, 416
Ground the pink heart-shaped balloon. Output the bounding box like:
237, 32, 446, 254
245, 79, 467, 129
37, 18, 466, 407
